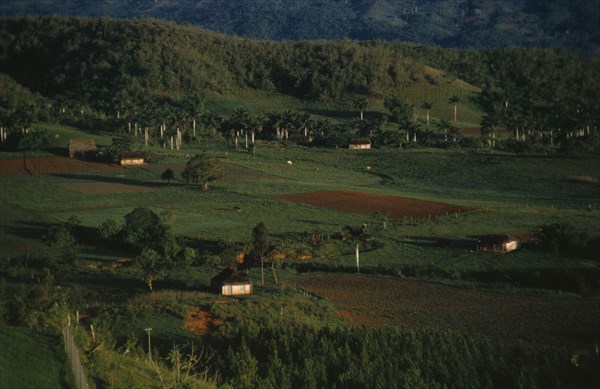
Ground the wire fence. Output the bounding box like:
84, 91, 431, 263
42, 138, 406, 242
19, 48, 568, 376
62, 317, 90, 389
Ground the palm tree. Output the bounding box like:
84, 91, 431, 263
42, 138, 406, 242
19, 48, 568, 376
352, 96, 368, 120
342, 224, 370, 273
421, 101, 433, 126
448, 95, 461, 122
437, 118, 451, 141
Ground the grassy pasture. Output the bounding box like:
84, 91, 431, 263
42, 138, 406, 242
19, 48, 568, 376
0, 325, 69, 389
2, 142, 598, 262
1, 130, 599, 385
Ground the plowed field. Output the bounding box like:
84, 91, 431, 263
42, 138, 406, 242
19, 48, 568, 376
294, 273, 599, 349
278, 191, 471, 219
0, 156, 119, 176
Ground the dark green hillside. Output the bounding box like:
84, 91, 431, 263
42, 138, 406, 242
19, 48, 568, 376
2, 0, 599, 56
0, 17, 430, 105
2, 16, 598, 119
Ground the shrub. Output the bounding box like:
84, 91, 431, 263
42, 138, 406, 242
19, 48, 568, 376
97, 218, 123, 242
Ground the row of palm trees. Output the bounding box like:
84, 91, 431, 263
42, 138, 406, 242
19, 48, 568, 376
420, 94, 461, 127
108, 103, 467, 151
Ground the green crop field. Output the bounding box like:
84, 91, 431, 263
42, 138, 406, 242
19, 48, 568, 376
0, 325, 70, 389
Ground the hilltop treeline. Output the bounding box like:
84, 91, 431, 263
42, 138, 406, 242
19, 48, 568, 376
1, 17, 599, 153
0, 16, 426, 104
1, 17, 599, 109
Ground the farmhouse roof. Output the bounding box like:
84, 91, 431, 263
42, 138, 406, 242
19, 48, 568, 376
349, 138, 371, 145
120, 151, 144, 160
211, 268, 251, 285
68, 139, 96, 157
477, 234, 515, 244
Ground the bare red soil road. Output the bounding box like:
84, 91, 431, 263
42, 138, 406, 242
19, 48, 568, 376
278, 190, 472, 219
293, 273, 599, 350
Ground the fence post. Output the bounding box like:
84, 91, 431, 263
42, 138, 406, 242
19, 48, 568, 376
62, 313, 90, 389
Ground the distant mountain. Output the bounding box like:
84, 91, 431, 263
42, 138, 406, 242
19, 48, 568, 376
1, 0, 599, 56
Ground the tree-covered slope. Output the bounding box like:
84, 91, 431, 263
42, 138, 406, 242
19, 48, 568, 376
0, 16, 456, 105
1, 16, 598, 140
1, 0, 599, 56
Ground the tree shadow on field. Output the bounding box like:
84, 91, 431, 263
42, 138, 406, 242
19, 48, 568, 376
405, 235, 480, 249
303, 108, 384, 121
51, 173, 183, 189
45, 147, 69, 157
296, 219, 340, 227
8, 220, 55, 240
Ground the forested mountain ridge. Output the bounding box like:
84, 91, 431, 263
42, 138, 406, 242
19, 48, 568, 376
1, 0, 599, 56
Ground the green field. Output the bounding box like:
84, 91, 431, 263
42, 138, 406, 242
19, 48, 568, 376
1, 123, 599, 387
0, 325, 69, 389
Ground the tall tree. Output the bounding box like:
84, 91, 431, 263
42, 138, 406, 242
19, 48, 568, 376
134, 248, 168, 291
342, 224, 370, 273
181, 153, 221, 190
351, 96, 369, 120
448, 95, 461, 122
384, 95, 414, 130
421, 101, 433, 126
161, 168, 175, 185
252, 222, 269, 287
123, 207, 170, 251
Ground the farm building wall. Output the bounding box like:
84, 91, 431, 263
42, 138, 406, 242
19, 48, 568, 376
478, 240, 519, 253
348, 144, 371, 150
120, 158, 144, 166
502, 241, 518, 252
221, 284, 252, 296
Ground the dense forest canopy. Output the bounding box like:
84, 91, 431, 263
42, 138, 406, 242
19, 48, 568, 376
1, 17, 598, 106
2, 0, 599, 56
0, 17, 427, 103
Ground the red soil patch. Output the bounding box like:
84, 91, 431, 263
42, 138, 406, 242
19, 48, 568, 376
294, 274, 599, 350
183, 308, 223, 336
277, 191, 471, 219
0, 156, 120, 176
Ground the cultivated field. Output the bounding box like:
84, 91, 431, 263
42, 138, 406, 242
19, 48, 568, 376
293, 273, 600, 350
278, 190, 472, 219
0, 156, 120, 176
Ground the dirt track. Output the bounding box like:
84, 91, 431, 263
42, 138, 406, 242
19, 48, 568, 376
294, 274, 600, 350
278, 190, 472, 219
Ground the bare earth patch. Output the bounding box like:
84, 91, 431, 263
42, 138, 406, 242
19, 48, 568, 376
277, 190, 472, 219
183, 308, 223, 336
0, 156, 120, 176
294, 273, 599, 350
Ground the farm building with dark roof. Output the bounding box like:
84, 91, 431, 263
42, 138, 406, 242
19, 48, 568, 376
68, 139, 96, 158
120, 152, 144, 166
211, 268, 253, 296
349, 138, 371, 150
